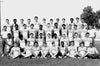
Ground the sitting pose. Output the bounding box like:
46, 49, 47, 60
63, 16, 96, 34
49, 41, 58, 58
21, 41, 32, 58
59, 41, 67, 58
9, 42, 20, 59
41, 42, 49, 58
77, 42, 87, 59
31, 41, 40, 58
86, 43, 99, 59
67, 41, 77, 58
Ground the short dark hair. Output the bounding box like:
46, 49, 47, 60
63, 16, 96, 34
50, 19, 53, 21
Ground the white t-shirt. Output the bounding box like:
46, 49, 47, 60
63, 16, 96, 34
41, 46, 49, 55
20, 40, 25, 48
87, 47, 99, 54
11, 47, 20, 57
74, 38, 81, 47
68, 29, 74, 41
1, 30, 10, 38
88, 29, 96, 38
78, 47, 87, 57
22, 28, 28, 39
84, 37, 92, 46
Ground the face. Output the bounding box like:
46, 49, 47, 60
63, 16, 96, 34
70, 18, 74, 23
3, 26, 7, 31
23, 24, 27, 29
52, 42, 55, 46
30, 33, 34, 38
30, 24, 34, 29
27, 19, 31, 24
13, 19, 17, 24
86, 33, 89, 37
76, 18, 79, 22
62, 34, 66, 39
90, 43, 93, 47
34, 42, 38, 47
14, 43, 17, 47
69, 24, 72, 29
20, 19, 24, 24
39, 25, 43, 30
47, 23, 50, 28
27, 41, 30, 46
47, 33, 51, 38
81, 25, 84, 29
6, 19, 9, 24
74, 33, 78, 38
43, 43, 47, 47
80, 43, 84, 47
89, 26, 92, 29
50, 19, 53, 24
34, 17, 38, 22
56, 18, 59, 23
71, 42, 74, 46
74, 26, 77, 30
62, 18, 65, 23
61, 42, 64, 47
43, 18, 46, 23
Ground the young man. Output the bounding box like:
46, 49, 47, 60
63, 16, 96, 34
29, 24, 36, 39
34, 16, 40, 30
6, 33, 13, 55
80, 24, 88, 39
27, 19, 31, 29
37, 24, 45, 47
77, 42, 87, 59
19, 37, 26, 52
19, 19, 24, 31
73, 32, 81, 47
75, 17, 81, 29
42, 18, 47, 30
67, 41, 77, 58
41, 42, 49, 58
27, 33, 35, 47
49, 41, 58, 58
32, 41, 40, 58
21, 41, 32, 58
73, 25, 80, 35
10, 42, 20, 59
60, 33, 68, 47
86, 43, 99, 59
50, 19, 54, 29
88, 26, 96, 38
5, 19, 11, 32
1, 26, 11, 56
83, 32, 92, 47
21, 24, 28, 40
59, 41, 67, 58
68, 24, 74, 41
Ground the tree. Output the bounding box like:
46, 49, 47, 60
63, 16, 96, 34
80, 6, 97, 28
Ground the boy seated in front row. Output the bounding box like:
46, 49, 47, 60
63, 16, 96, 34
9, 42, 20, 59
21, 41, 32, 58
86, 43, 99, 59
41, 42, 49, 58
67, 41, 77, 58
77, 42, 87, 59
49, 41, 58, 58
31, 41, 40, 58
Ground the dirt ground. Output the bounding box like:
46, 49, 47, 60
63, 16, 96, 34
0, 57, 100, 66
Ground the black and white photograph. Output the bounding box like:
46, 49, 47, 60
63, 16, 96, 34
0, 0, 100, 66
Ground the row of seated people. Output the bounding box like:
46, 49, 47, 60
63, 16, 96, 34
5, 40, 99, 59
